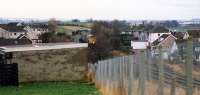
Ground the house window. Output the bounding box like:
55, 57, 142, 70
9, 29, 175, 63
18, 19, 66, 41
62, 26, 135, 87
14, 33, 17, 35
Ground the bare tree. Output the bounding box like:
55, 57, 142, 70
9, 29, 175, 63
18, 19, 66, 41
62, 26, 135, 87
48, 18, 59, 33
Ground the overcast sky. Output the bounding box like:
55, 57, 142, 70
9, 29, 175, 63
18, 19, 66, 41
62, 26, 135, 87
0, 0, 200, 20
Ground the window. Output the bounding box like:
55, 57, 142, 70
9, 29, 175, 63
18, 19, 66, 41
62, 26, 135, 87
14, 33, 17, 35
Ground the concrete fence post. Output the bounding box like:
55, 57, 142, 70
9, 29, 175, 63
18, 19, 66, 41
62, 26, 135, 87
139, 51, 146, 95
171, 71, 176, 95
185, 39, 193, 95
158, 46, 164, 95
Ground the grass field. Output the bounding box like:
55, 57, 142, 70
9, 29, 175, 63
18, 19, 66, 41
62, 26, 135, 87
0, 82, 100, 95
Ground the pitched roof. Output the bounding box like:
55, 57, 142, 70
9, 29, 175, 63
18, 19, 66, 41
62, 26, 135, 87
0, 27, 7, 32
0, 23, 26, 32
152, 34, 173, 46
171, 32, 187, 39
16, 34, 31, 40
27, 23, 48, 29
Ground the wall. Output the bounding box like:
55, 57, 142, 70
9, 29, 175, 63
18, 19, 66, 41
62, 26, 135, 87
9, 32, 25, 39
12, 47, 88, 82
0, 28, 9, 38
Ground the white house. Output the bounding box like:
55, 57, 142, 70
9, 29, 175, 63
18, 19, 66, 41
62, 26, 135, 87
8, 31, 26, 39
0, 23, 26, 39
151, 34, 178, 60
24, 24, 48, 43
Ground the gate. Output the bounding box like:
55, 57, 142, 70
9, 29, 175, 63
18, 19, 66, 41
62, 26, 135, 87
0, 63, 18, 86
0, 51, 18, 86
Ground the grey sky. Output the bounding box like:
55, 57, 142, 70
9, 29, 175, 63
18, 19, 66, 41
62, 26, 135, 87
0, 0, 199, 20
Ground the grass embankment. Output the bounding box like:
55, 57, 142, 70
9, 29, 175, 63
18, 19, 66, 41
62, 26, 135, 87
0, 82, 100, 95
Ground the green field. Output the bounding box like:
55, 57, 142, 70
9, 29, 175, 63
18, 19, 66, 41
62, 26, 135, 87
0, 82, 100, 95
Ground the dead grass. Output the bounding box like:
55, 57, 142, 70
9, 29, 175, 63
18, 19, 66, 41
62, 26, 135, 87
94, 79, 200, 95
165, 63, 200, 80
112, 50, 128, 56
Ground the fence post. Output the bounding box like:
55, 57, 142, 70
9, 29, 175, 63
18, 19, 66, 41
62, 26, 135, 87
139, 50, 146, 95
146, 49, 152, 80
185, 39, 193, 95
171, 71, 176, 95
128, 55, 133, 95
158, 46, 164, 95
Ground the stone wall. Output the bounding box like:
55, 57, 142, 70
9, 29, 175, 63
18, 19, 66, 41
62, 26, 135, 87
12, 47, 88, 82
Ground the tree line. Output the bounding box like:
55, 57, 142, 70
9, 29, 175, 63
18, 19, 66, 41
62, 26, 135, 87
88, 20, 131, 63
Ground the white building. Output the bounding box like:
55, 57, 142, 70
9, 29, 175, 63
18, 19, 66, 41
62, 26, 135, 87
131, 41, 149, 50
0, 23, 26, 39
24, 24, 48, 43
151, 34, 178, 60
0, 28, 26, 39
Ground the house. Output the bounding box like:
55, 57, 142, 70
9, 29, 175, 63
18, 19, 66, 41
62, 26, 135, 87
0, 22, 34, 46
131, 30, 173, 55
151, 34, 178, 60
24, 23, 49, 43
0, 22, 26, 39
